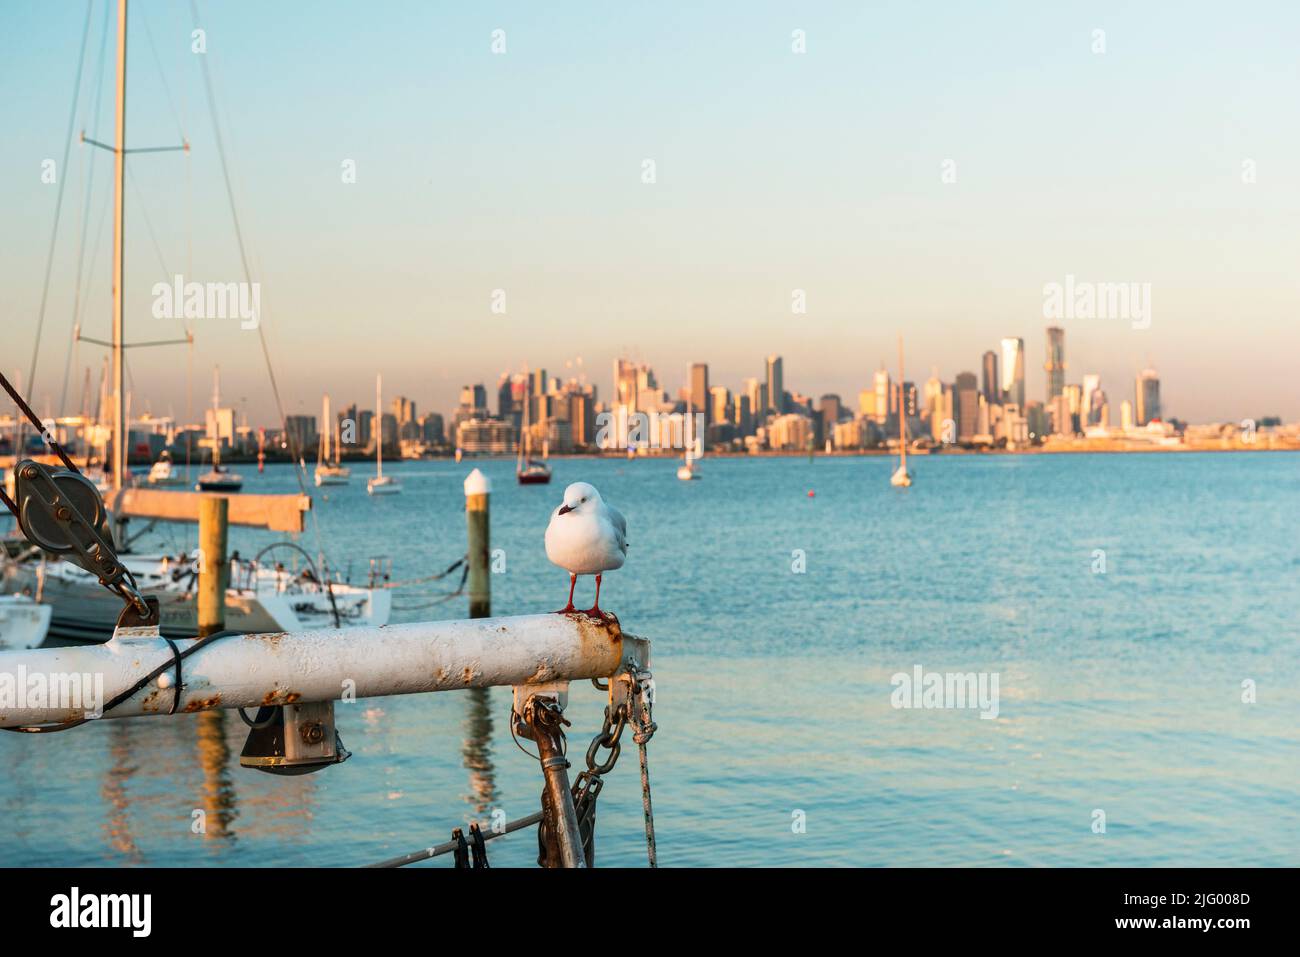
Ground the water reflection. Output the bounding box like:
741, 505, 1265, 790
194, 711, 237, 842
461, 689, 497, 815
100, 722, 142, 863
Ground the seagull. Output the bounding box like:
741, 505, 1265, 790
545, 481, 627, 619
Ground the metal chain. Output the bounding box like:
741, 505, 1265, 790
570, 701, 628, 866
627, 668, 658, 868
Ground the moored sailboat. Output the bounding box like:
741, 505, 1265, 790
516, 373, 552, 485
196, 366, 243, 492
891, 334, 913, 488
147, 449, 185, 487
367, 374, 402, 495
314, 393, 350, 486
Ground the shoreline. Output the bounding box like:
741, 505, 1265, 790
4, 442, 1296, 472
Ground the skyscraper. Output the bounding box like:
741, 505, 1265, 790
900, 383, 918, 418
1000, 337, 1026, 408
1135, 369, 1161, 425
742, 378, 763, 428
689, 363, 710, 424
1045, 326, 1066, 401
981, 351, 1000, 404
954, 372, 979, 443
872, 367, 891, 424
1081, 373, 1101, 427
709, 385, 730, 428
765, 355, 784, 414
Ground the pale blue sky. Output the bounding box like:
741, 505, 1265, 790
4, 0, 1298, 425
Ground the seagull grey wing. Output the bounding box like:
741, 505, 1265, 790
606, 504, 629, 553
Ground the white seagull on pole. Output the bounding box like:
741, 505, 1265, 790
545, 481, 627, 619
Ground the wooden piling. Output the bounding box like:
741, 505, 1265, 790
197, 496, 229, 637
464, 469, 491, 619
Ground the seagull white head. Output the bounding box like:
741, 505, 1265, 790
557, 481, 600, 516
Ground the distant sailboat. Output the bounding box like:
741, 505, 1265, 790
516, 375, 552, 485
314, 393, 350, 486
891, 334, 913, 488
367, 374, 401, 495
677, 424, 702, 480
146, 449, 185, 487
196, 366, 243, 492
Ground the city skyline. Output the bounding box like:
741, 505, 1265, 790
7, 2, 1300, 427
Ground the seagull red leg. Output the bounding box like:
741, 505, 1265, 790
583, 573, 610, 620
555, 573, 577, 614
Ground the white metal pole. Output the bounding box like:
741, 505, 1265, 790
0, 613, 646, 727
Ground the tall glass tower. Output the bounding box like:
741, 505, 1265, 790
1045, 326, 1066, 400
1000, 337, 1026, 408
1135, 368, 1161, 425
766, 355, 784, 414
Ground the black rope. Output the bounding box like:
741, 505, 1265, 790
160, 636, 183, 715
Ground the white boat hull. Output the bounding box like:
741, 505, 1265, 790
368, 477, 402, 495
315, 467, 351, 487
0, 552, 390, 643
0, 595, 52, 650
890, 465, 913, 487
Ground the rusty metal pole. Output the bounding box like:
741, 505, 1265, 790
197, 496, 228, 637
520, 695, 586, 868
464, 469, 490, 619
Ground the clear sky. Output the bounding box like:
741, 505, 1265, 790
4, 0, 1298, 426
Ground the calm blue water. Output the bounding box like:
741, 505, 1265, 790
2, 452, 1297, 866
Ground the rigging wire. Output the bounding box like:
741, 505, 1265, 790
58, 0, 113, 417
188, 0, 331, 570
22, 0, 94, 453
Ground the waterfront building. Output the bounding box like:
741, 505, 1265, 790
1045, 326, 1066, 400
1024, 400, 1047, 440
767, 412, 813, 450
734, 393, 753, 436
690, 363, 710, 424
872, 367, 891, 425
457, 416, 515, 453
982, 350, 999, 404
954, 372, 979, 443
420, 412, 445, 446
1000, 337, 1026, 408
710, 386, 730, 428
285, 414, 317, 454
1136, 368, 1161, 425
766, 355, 785, 414
832, 418, 865, 450
1081, 374, 1102, 427
567, 391, 596, 448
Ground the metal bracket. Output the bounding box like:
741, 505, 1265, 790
514, 688, 586, 868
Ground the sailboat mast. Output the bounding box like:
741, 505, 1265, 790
519, 370, 529, 468
110, 0, 128, 489
211, 366, 221, 467
321, 393, 329, 464
375, 374, 382, 479
898, 334, 906, 468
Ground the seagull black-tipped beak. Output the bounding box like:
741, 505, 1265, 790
558, 503, 574, 515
